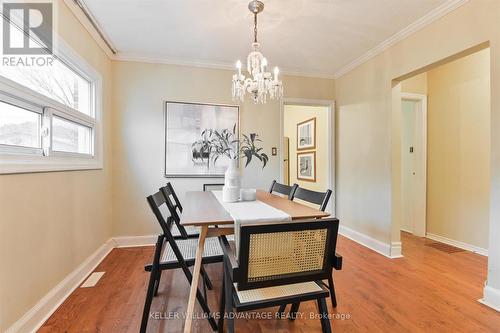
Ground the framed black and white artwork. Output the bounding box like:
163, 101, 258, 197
297, 117, 316, 150
164, 101, 239, 178
297, 151, 316, 182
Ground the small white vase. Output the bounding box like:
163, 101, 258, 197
222, 159, 241, 202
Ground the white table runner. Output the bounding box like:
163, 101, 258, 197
212, 191, 291, 254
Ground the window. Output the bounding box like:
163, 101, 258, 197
0, 35, 102, 173
0, 101, 41, 149
51, 115, 93, 154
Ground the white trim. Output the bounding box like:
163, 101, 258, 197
62, 0, 116, 58
479, 285, 500, 312
339, 225, 403, 259
426, 232, 488, 256
4, 235, 157, 333
390, 242, 404, 258
279, 98, 336, 216
333, 0, 470, 79
112, 235, 157, 248
5, 240, 114, 333
113, 53, 336, 79
401, 93, 428, 238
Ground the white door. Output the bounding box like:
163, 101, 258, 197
401, 95, 427, 237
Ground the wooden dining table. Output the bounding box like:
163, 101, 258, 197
180, 189, 330, 333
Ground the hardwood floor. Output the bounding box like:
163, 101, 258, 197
38, 232, 500, 332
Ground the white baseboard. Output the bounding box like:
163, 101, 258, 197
6, 235, 158, 333
426, 232, 488, 256
339, 225, 403, 259
479, 285, 500, 312
390, 241, 404, 258
5, 239, 114, 333
112, 234, 157, 248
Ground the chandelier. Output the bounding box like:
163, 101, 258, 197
232, 1, 283, 104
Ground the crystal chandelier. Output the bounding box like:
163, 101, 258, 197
232, 1, 283, 104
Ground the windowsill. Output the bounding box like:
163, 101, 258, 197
0, 154, 103, 174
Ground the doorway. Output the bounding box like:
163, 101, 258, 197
395, 46, 491, 259
400, 93, 427, 237
280, 99, 335, 215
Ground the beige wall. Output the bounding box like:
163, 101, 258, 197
0, 2, 113, 331
401, 73, 427, 94
284, 105, 329, 192
111, 61, 335, 236
400, 49, 491, 249
335, 0, 500, 300
425, 48, 490, 249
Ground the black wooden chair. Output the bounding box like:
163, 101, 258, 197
287, 186, 342, 310
290, 186, 332, 212
140, 189, 224, 333
162, 182, 199, 239
268, 180, 298, 199
218, 218, 340, 333
203, 183, 225, 191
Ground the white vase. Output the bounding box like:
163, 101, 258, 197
222, 159, 241, 202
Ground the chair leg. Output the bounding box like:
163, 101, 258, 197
202, 270, 208, 303
218, 270, 225, 333
179, 263, 218, 330
224, 262, 234, 333
327, 275, 337, 308
289, 302, 300, 321
201, 265, 214, 290
194, 287, 218, 330
277, 304, 287, 318
317, 297, 332, 333
140, 267, 158, 333
153, 269, 163, 296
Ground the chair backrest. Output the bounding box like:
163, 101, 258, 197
291, 186, 332, 212
146, 190, 190, 265
235, 218, 339, 291
203, 183, 224, 191
160, 183, 191, 238
146, 190, 175, 237
269, 180, 298, 199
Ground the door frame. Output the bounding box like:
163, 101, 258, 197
279, 98, 336, 216
401, 92, 427, 237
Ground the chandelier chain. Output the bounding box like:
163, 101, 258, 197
254, 13, 258, 43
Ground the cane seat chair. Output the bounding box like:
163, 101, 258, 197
218, 218, 340, 333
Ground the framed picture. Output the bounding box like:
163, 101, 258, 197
297, 151, 316, 182
297, 117, 316, 150
164, 101, 239, 178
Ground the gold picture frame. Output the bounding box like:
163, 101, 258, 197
297, 117, 316, 151
297, 151, 316, 182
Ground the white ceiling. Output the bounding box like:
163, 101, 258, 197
83, 0, 451, 77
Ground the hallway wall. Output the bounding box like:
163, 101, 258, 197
426, 48, 490, 250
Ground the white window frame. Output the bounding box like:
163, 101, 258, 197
0, 36, 103, 174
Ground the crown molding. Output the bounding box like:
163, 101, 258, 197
63, 0, 116, 58
112, 53, 336, 79
333, 0, 470, 79
65, 0, 468, 81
